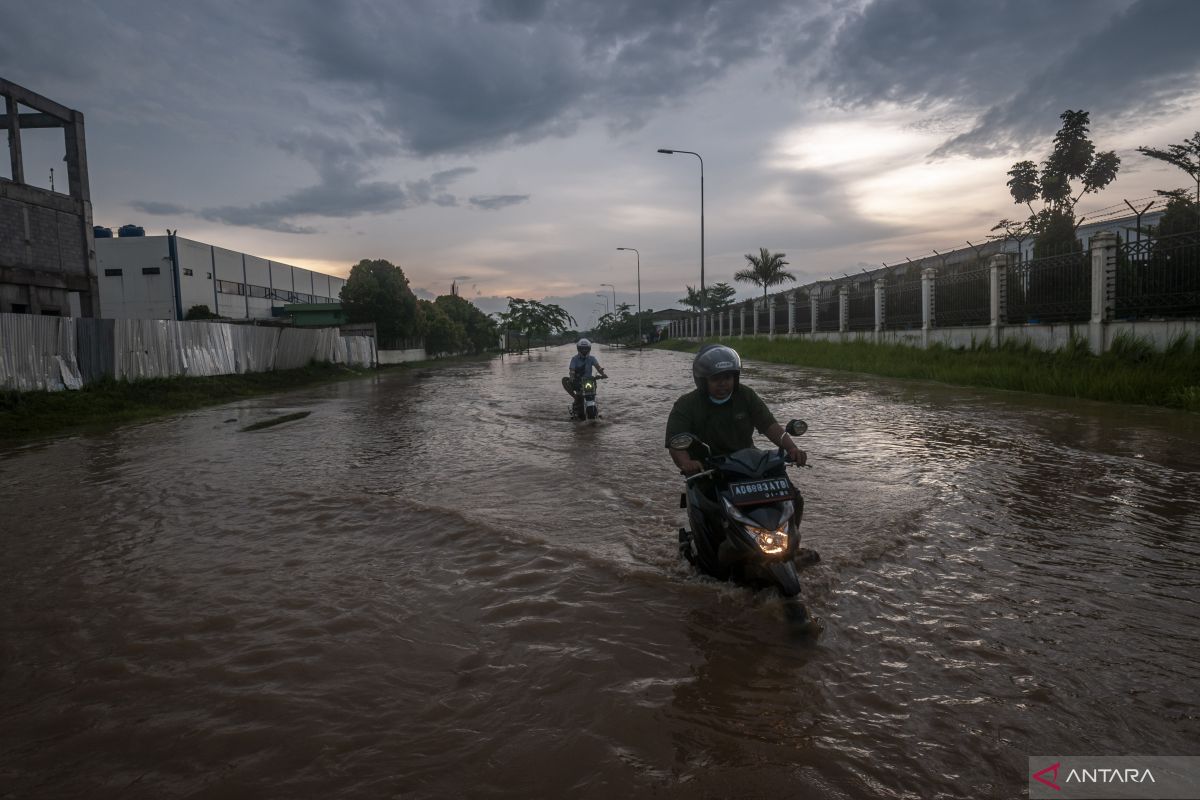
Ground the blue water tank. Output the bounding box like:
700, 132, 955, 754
117, 224, 145, 237
93, 226, 113, 238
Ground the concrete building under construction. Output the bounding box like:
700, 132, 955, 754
1, 77, 99, 317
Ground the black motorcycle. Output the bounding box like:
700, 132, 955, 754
567, 373, 606, 421
671, 420, 813, 607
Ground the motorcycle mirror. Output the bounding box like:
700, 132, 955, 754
668, 433, 696, 450
785, 419, 808, 436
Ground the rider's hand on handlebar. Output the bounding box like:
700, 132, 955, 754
787, 447, 807, 467
678, 457, 705, 476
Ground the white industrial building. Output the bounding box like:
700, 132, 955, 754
95, 234, 346, 321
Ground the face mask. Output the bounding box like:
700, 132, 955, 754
708, 393, 731, 405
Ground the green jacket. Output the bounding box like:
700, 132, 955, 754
664, 385, 778, 456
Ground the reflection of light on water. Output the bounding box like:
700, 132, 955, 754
2, 344, 1198, 799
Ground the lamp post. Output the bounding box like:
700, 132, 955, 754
616, 247, 641, 344
658, 148, 704, 339
600, 282, 616, 312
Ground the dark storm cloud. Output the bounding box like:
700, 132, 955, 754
286, 0, 801, 156
196, 135, 481, 232
932, 0, 1200, 157
813, 0, 1126, 110
469, 194, 530, 210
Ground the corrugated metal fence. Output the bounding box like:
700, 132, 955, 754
0, 314, 377, 392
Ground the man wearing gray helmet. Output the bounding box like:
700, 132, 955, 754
665, 344, 804, 475
562, 337, 607, 418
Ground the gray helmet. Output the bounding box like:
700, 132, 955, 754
692, 344, 741, 391
576, 338, 591, 355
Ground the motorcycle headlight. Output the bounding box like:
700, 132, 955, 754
747, 525, 789, 554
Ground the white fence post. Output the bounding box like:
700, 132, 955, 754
874, 278, 885, 340
989, 253, 1008, 349
838, 284, 849, 334
1090, 231, 1119, 354
811, 292, 819, 334
768, 297, 777, 341
922, 267, 936, 349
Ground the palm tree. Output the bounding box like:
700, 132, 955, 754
735, 248, 795, 302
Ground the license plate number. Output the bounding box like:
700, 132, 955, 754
728, 477, 792, 505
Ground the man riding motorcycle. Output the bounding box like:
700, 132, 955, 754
665, 344, 804, 472
561, 338, 607, 419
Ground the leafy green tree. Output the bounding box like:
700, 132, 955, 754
496, 297, 576, 351
707, 282, 737, 309
435, 293, 498, 353
419, 299, 466, 356
339, 259, 422, 346
1003, 110, 1120, 253
1138, 131, 1200, 232
678, 285, 705, 312
184, 304, 219, 320
735, 247, 795, 302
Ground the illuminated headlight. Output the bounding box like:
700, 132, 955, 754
748, 525, 788, 554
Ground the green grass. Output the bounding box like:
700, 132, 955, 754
657, 333, 1200, 412
0, 351, 497, 442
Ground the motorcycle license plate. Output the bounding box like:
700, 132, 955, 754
728, 477, 792, 506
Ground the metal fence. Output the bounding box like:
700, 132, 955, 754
816, 294, 840, 332
847, 286, 875, 331
1, 314, 376, 392
934, 267, 990, 327
1006, 249, 1091, 324
1115, 230, 1200, 319
794, 302, 812, 332
884, 279, 922, 329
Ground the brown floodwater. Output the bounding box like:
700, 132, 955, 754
2, 345, 1198, 799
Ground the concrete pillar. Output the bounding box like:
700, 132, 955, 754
739, 304, 745, 337
811, 292, 819, 334
727, 308, 734, 338
768, 297, 777, 341
838, 284, 849, 334
874, 278, 885, 337
988, 253, 1008, 349
1090, 232, 1119, 354
921, 267, 936, 349
787, 293, 796, 335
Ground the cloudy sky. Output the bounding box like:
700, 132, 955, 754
3, 0, 1198, 327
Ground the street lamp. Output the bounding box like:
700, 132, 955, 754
616, 247, 641, 344
600, 283, 616, 312
658, 148, 704, 339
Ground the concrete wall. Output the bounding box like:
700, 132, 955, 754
378, 346, 427, 364
175, 236, 218, 316
0, 79, 99, 316
96, 236, 175, 319
95, 236, 345, 321
735, 318, 1200, 353
243, 255, 272, 319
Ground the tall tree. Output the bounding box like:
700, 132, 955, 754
735, 248, 795, 301
339, 259, 422, 346
419, 299, 466, 356
435, 293, 498, 353
707, 282, 737, 309
496, 297, 576, 351
1138, 131, 1200, 231
1003, 109, 1120, 253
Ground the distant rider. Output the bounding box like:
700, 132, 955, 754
562, 338, 607, 417
665, 344, 804, 475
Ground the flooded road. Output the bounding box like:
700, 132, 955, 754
2, 344, 1198, 799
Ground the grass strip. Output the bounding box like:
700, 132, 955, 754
657, 333, 1200, 412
